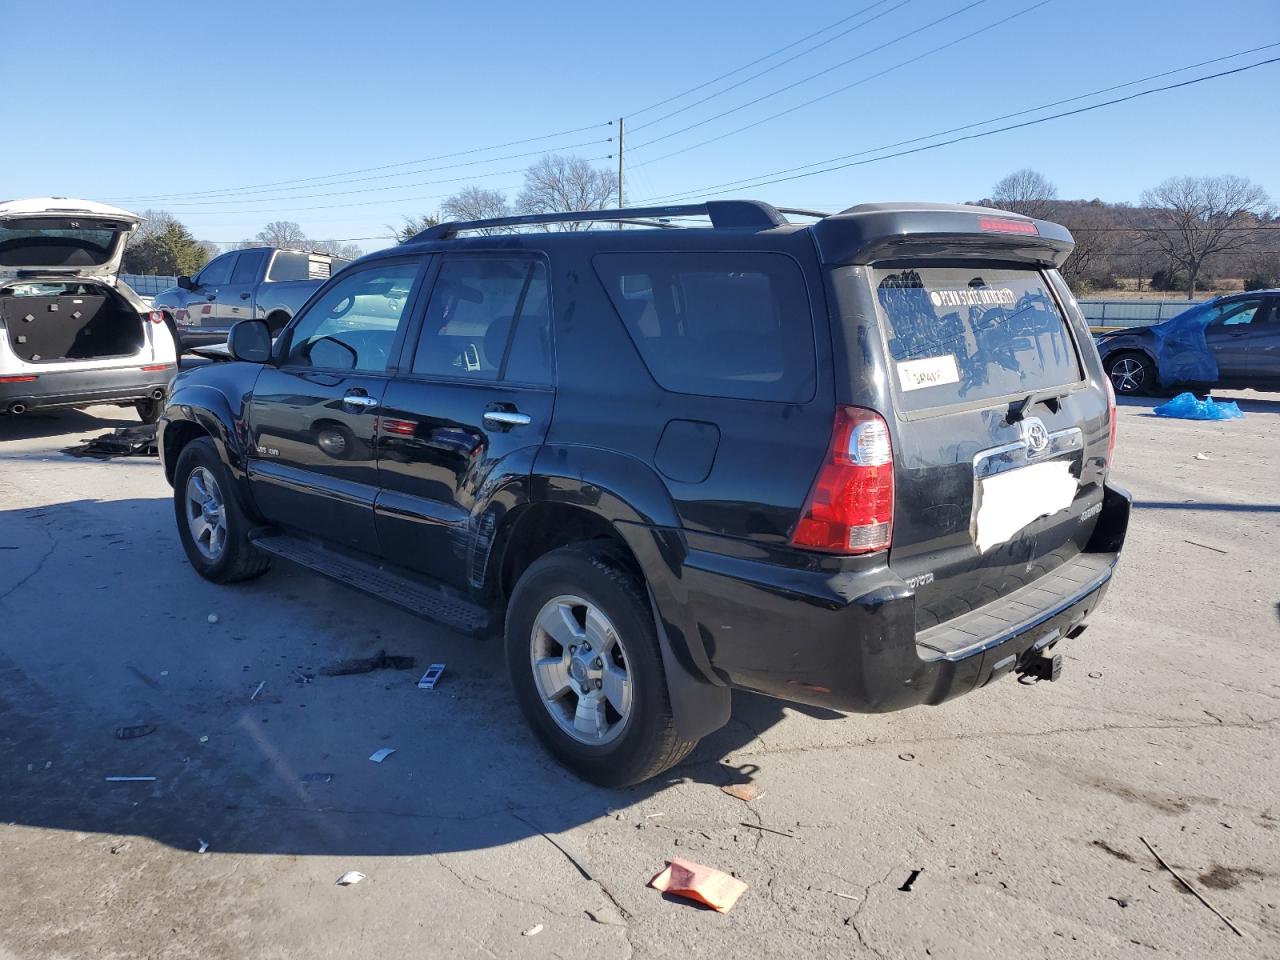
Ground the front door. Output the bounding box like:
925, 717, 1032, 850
182, 252, 235, 336
215, 249, 266, 326
375, 255, 555, 589
1203, 297, 1270, 381
248, 257, 425, 553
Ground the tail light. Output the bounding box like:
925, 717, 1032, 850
0, 375, 38, 383
790, 406, 894, 554
1104, 375, 1117, 463
148, 310, 165, 324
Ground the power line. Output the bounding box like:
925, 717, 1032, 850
641, 56, 1280, 204
628, 0, 993, 153
167, 182, 525, 217
641, 39, 1280, 187
109, 121, 613, 202
626, 1, 899, 118
627, 0, 907, 134
632, 0, 1052, 169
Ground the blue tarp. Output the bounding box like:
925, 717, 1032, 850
1148, 300, 1218, 384
1152, 391, 1245, 421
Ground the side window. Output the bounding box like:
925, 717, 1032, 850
230, 251, 264, 285
196, 254, 234, 287
412, 258, 548, 382
267, 251, 310, 282
285, 261, 421, 372
593, 251, 816, 402
1206, 299, 1263, 328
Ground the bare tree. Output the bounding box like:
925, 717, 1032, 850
1139, 175, 1272, 298
388, 214, 440, 244
309, 239, 364, 260
247, 220, 309, 250
516, 154, 618, 229
990, 169, 1058, 221
441, 187, 513, 235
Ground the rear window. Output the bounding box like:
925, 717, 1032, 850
872, 266, 1081, 412
593, 251, 815, 402
267, 251, 333, 282
0, 223, 120, 268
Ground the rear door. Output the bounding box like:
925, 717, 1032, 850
1202, 296, 1270, 382
859, 264, 1105, 629
374, 255, 555, 589
248, 257, 426, 553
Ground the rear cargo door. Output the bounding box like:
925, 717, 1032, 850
867, 264, 1107, 629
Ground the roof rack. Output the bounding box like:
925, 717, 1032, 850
412, 199, 792, 241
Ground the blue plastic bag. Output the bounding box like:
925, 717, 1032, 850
1152, 391, 1244, 421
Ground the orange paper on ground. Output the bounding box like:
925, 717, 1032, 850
648, 858, 748, 913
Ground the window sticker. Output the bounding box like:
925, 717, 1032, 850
927, 288, 1016, 308
897, 354, 960, 392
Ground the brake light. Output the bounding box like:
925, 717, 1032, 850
1104, 375, 1117, 463
790, 406, 894, 554
978, 216, 1039, 235
148, 310, 165, 324
140, 363, 170, 372
0, 375, 38, 383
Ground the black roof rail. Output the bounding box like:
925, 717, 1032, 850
776, 207, 831, 219
412, 199, 788, 241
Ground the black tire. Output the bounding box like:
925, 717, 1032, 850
135, 398, 163, 423
505, 544, 696, 786
172, 437, 270, 583
1105, 351, 1156, 396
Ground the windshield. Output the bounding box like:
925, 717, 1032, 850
872, 265, 1082, 413
0, 221, 124, 269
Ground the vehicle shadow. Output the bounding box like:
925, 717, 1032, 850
0, 406, 140, 441
0, 493, 839, 858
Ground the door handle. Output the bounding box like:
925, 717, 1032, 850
484, 409, 531, 428
240, 291, 251, 300
206, 294, 217, 301
342, 393, 379, 411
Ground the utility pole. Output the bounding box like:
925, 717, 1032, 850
617, 116, 625, 228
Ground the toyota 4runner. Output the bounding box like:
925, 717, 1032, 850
158, 200, 1129, 786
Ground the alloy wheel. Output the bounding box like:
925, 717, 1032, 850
185, 466, 228, 560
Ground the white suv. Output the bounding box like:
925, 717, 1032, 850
0, 198, 177, 422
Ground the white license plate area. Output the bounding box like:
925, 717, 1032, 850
972, 458, 1079, 553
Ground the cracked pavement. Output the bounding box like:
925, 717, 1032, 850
1, 391, 1278, 959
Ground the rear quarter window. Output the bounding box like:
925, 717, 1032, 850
593, 251, 815, 402
872, 266, 1081, 413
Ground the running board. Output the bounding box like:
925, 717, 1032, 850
249, 531, 492, 636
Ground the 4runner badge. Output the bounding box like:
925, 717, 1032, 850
255, 444, 280, 457
1021, 417, 1049, 454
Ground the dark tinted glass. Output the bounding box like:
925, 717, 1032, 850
412, 259, 542, 381
196, 255, 234, 286
267, 251, 310, 281
872, 266, 1081, 412
230, 251, 264, 284
285, 261, 420, 372
502, 263, 552, 385
593, 252, 815, 402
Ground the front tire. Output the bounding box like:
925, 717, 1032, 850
172, 437, 270, 583
505, 545, 696, 786
1105, 351, 1156, 396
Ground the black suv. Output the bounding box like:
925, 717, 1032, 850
159, 201, 1129, 786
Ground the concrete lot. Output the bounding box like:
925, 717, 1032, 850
1, 391, 1277, 959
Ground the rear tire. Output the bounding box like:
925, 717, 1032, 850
1105, 351, 1156, 396
505, 544, 696, 786
172, 437, 270, 583
135, 398, 163, 423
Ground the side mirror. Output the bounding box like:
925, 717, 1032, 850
177, 275, 194, 290
228, 319, 272, 363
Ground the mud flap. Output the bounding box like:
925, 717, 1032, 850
647, 585, 731, 741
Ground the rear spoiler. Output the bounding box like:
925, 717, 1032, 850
811, 202, 1074, 269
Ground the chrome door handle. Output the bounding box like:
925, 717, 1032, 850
342, 394, 378, 410
483, 410, 531, 428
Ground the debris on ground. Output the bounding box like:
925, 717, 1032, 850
720, 782, 760, 803
197, 839, 209, 854
738, 821, 795, 839
1193, 451, 1212, 461
1108, 895, 1130, 908
320, 651, 417, 677
369, 747, 396, 763
250, 681, 266, 701
114, 724, 156, 740
1153, 392, 1244, 421
105, 776, 156, 782
898, 753, 915, 761
521, 924, 544, 937
649, 857, 748, 913
1184, 539, 1228, 555
335, 871, 366, 886
207, 614, 219, 625
63, 425, 157, 459
898, 868, 923, 892
198, 735, 209, 744
1139, 836, 1243, 937
301, 772, 334, 783
417, 663, 446, 689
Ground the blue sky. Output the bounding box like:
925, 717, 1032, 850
2, 0, 1276, 251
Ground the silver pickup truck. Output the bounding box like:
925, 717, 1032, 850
152, 247, 349, 350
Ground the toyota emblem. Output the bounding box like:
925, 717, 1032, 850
1021, 417, 1050, 454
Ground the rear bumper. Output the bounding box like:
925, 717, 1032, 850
628, 481, 1130, 714
0, 364, 177, 413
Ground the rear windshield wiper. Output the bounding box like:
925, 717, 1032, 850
1005, 387, 1071, 424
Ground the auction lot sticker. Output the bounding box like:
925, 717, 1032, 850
897, 354, 960, 392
